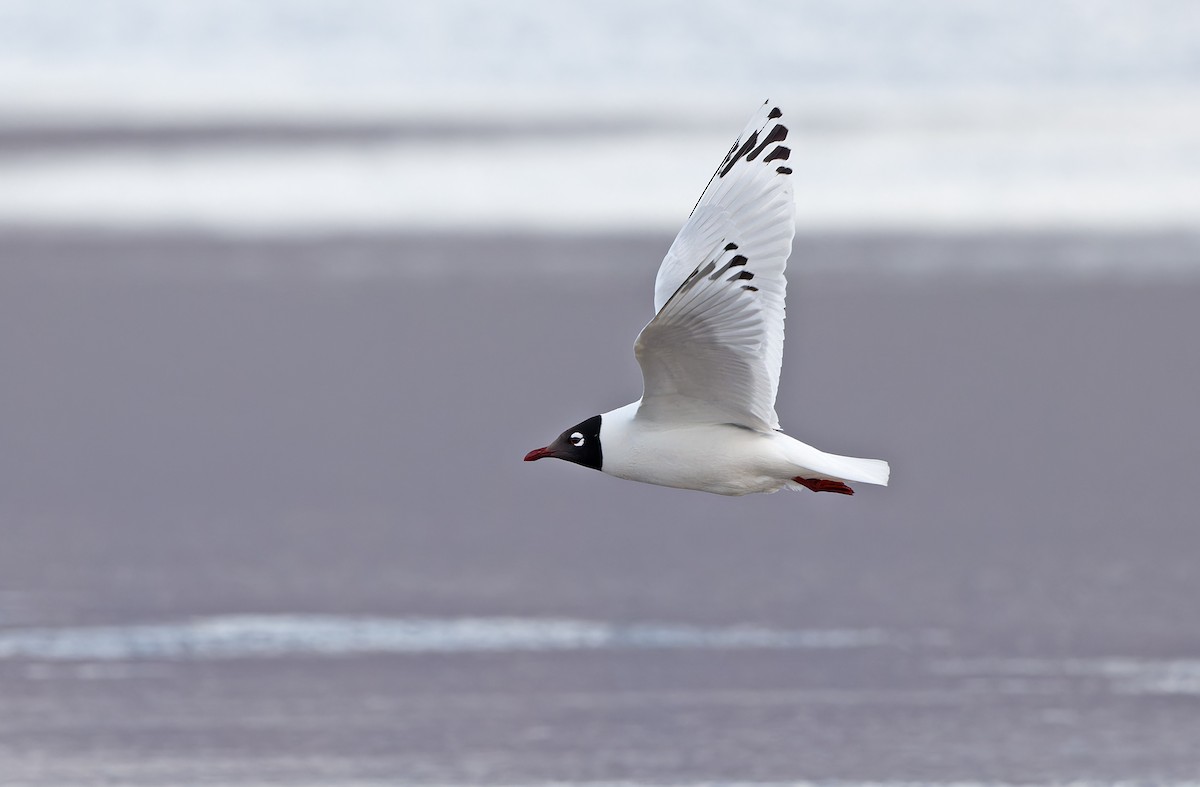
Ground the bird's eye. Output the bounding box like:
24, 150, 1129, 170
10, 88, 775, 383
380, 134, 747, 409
570, 432, 585, 447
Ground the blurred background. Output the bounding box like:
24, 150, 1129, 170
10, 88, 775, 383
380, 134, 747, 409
2, 0, 1198, 236
2, 1, 1199, 785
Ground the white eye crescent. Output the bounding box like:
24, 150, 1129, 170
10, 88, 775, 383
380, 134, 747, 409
570, 432, 585, 447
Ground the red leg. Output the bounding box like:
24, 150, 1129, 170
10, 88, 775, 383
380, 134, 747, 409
793, 477, 854, 495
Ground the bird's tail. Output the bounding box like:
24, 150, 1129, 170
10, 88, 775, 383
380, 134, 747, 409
802, 452, 891, 486
779, 436, 890, 487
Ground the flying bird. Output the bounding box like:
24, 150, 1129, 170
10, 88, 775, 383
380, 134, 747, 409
525, 102, 890, 496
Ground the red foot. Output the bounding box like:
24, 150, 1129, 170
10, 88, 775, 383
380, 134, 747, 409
793, 477, 854, 495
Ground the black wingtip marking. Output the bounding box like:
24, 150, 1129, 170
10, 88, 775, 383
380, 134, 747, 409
729, 270, 755, 282
724, 242, 738, 251
681, 260, 716, 293
710, 254, 749, 280
747, 124, 788, 161
768, 107, 782, 119
742, 285, 759, 292
776, 166, 793, 175
764, 145, 791, 163
718, 130, 760, 178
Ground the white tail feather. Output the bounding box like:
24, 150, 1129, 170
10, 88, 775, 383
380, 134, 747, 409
806, 453, 890, 486
778, 434, 891, 487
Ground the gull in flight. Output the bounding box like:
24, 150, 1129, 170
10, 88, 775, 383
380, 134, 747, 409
526, 101, 890, 496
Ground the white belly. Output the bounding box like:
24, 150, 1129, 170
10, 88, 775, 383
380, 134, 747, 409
600, 404, 797, 496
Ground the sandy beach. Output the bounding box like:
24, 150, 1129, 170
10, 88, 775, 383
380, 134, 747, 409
1, 230, 1198, 784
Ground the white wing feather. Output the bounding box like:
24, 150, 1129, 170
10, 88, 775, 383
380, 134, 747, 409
635, 101, 795, 431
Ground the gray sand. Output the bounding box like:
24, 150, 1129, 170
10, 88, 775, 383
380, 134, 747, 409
1, 231, 1199, 784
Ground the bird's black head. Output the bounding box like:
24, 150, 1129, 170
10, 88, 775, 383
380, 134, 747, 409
524, 414, 603, 471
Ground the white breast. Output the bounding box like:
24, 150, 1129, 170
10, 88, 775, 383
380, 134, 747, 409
599, 402, 796, 496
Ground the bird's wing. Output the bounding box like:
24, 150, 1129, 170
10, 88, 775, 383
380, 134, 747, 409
635, 101, 795, 432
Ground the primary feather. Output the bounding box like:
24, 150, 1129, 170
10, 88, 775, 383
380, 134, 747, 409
638, 101, 794, 431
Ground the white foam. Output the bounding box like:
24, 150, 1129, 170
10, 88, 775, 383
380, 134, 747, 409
0, 615, 888, 661
932, 657, 1200, 697
1, 1, 1198, 253
0, 133, 716, 234
2, 94, 1198, 237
